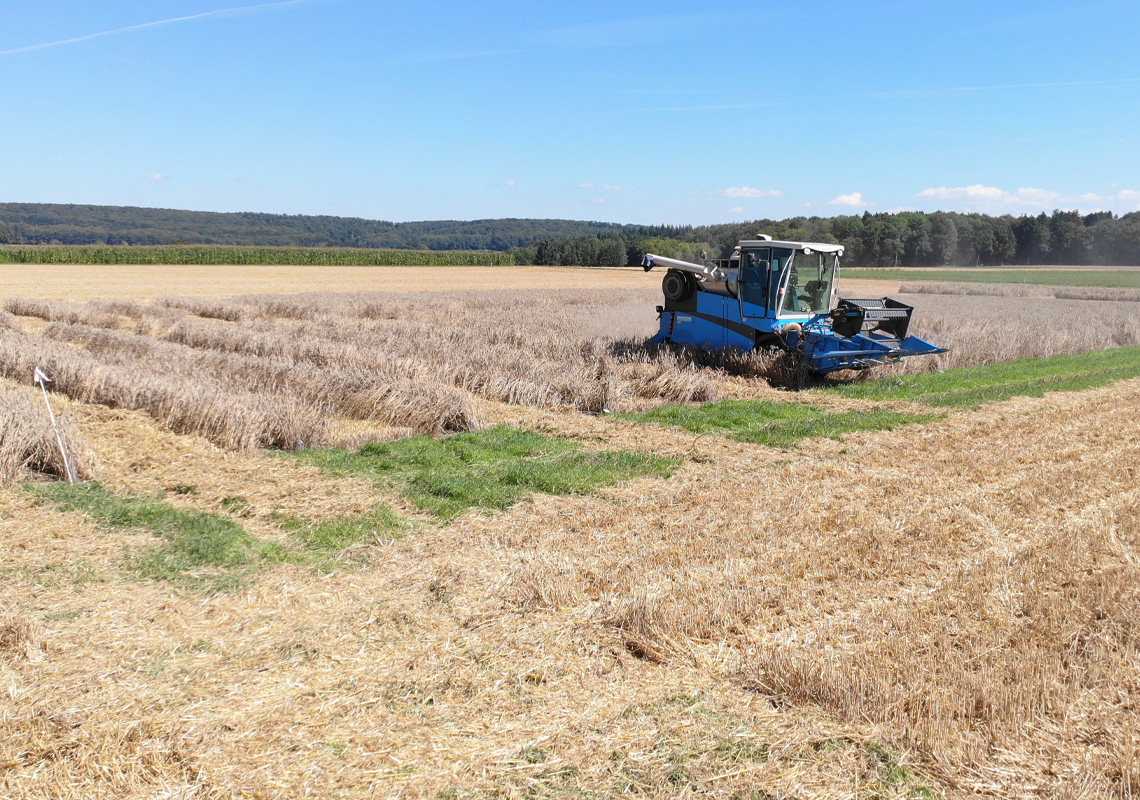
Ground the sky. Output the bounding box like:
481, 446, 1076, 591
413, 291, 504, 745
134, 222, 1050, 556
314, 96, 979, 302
2, 0, 1138, 226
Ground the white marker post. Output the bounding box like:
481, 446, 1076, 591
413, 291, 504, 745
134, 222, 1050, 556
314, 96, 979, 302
33, 367, 76, 484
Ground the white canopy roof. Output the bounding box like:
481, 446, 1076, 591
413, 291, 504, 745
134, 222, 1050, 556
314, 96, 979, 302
737, 239, 845, 255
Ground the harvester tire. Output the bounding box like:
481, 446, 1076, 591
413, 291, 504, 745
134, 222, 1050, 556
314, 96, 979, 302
662, 269, 695, 303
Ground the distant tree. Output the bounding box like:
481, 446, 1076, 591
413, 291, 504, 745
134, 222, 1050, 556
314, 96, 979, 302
597, 236, 627, 266
1048, 210, 1092, 264
901, 213, 932, 266
1013, 214, 1052, 265
928, 212, 957, 265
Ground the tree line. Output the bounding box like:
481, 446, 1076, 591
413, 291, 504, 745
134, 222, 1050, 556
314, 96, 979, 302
519, 210, 1140, 267
2, 202, 1137, 266
0, 203, 681, 251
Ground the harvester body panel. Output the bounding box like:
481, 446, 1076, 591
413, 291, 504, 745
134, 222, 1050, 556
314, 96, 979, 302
643, 239, 945, 374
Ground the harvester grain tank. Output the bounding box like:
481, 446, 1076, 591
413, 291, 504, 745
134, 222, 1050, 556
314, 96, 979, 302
641, 237, 945, 373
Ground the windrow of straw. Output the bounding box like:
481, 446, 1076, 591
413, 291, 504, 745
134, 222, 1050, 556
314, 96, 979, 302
46, 322, 477, 435
9, 287, 1140, 454
4, 297, 120, 328
0, 328, 324, 451
0, 390, 89, 484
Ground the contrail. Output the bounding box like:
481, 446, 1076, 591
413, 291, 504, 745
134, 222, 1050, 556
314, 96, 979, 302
1, 0, 315, 56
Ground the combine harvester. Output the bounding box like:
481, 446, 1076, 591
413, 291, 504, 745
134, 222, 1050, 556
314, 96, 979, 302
641, 236, 945, 374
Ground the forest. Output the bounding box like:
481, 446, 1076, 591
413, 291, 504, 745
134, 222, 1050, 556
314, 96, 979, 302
1, 202, 1137, 267
522, 210, 1140, 268
0, 203, 680, 251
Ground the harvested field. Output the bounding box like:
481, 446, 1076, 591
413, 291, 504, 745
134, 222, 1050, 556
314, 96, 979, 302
3, 286, 1140, 445
2, 273, 1139, 798
0, 264, 653, 302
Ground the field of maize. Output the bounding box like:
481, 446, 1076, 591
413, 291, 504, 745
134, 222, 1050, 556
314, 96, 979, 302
0, 244, 515, 266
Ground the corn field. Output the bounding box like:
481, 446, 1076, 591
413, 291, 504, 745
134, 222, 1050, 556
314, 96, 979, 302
0, 244, 514, 266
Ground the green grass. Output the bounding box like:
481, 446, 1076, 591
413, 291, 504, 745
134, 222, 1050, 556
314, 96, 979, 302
832, 345, 1140, 407
0, 244, 514, 267
29, 482, 414, 584
27, 482, 279, 590
846, 267, 1140, 289
276, 505, 406, 555
625, 399, 941, 448
287, 426, 679, 519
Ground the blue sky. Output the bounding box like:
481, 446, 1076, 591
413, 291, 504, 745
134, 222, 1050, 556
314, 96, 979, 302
2, 0, 1138, 225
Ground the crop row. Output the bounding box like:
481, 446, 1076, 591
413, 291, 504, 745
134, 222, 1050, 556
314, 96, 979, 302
0, 244, 515, 266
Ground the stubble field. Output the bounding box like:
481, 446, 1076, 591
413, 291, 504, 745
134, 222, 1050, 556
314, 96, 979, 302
1, 265, 1138, 799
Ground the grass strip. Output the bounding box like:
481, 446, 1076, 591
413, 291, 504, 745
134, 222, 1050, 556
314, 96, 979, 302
277, 505, 406, 555
846, 268, 1140, 289
624, 400, 940, 448
832, 345, 1140, 407
288, 426, 678, 520
27, 482, 279, 590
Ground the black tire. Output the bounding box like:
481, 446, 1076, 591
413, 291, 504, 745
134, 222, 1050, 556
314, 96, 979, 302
662, 269, 695, 303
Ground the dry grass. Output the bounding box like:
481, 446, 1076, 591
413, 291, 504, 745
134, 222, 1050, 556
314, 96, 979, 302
2, 275, 1140, 797
5, 286, 1140, 449
887, 293, 1140, 373
0, 327, 325, 452
0, 389, 89, 484
901, 280, 1140, 303
3, 377, 1136, 797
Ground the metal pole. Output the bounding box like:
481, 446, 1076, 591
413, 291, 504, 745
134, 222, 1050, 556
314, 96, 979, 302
33, 367, 75, 484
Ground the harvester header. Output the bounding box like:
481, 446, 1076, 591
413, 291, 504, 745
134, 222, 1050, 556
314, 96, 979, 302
641, 237, 944, 374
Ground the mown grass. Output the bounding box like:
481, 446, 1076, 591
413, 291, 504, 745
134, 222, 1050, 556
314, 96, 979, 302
832, 344, 1140, 407
288, 426, 679, 519
26, 482, 280, 591
276, 505, 406, 555
625, 400, 941, 448
847, 267, 1140, 288
27, 482, 418, 584
0, 244, 514, 266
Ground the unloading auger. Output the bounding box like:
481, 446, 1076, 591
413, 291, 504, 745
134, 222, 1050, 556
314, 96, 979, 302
641, 237, 945, 374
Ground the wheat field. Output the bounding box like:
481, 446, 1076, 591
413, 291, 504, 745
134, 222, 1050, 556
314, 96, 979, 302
1, 265, 1138, 799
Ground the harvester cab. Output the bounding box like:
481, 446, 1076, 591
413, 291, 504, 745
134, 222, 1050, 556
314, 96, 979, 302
642, 237, 945, 374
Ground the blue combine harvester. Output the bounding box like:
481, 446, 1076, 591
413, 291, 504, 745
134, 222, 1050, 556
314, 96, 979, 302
642, 237, 945, 374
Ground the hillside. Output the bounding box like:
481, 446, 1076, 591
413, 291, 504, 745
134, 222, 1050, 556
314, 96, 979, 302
0, 203, 681, 251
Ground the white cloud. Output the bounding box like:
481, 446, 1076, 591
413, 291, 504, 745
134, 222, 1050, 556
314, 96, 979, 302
718, 186, 782, 199
592, 198, 605, 205
827, 192, 873, 208
908, 184, 1134, 213
604, 184, 622, 191
504, 180, 517, 187
147, 173, 168, 182
915, 184, 1006, 202
1013, 187, 1062, 206
577, 182, 595, 189
728, 206, 744, 214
